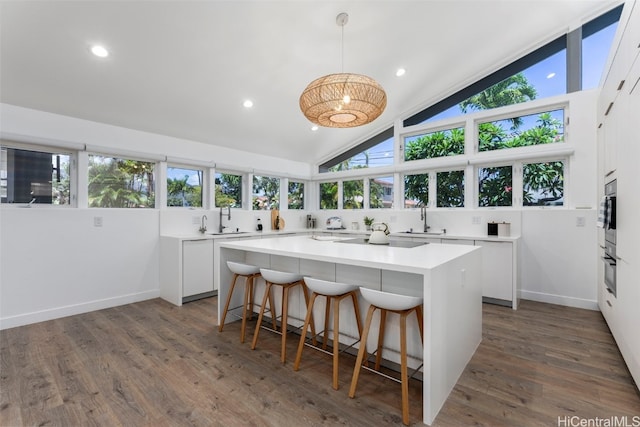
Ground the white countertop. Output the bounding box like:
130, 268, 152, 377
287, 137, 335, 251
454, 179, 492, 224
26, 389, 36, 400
217, 235, 480, 274
162, 228, 519, 243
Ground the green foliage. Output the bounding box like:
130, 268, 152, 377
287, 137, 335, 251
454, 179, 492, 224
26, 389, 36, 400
523, 161, 564, 205
404, 128, 465, 161
216, 173, 242, 208
288, 181, 304, 209
252, 176, 280, 210
320, 182, 338, 209
404, 173, 429, 207
369, 179, 385, 208
167, 174, 202, 207
478, 166, 512, 207
343, 179, 364, 209
437, 171, 465, 207
88, 157, 154, 208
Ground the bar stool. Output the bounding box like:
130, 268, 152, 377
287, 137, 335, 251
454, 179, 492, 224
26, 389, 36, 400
293, 277, 363, 390
219, 261, 264, 343
349, 287, 424, 426
251, 268, 316, 363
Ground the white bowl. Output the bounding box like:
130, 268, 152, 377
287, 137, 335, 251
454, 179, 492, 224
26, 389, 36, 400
359, 287, 423, 311
260, 268, 303, 284
303, 277, 358, 296
227, 261, 260, 276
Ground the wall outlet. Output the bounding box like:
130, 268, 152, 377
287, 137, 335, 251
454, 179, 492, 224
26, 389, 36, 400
192, 216, 200, 225
93, 216, 103, 227
576, 216, 586, 227
472, 216, 481, 225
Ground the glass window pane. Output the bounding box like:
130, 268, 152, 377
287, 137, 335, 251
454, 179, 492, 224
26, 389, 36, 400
327, 136, 394, 172
583, 22, 618, 90
437, 170, 465, 207
404, 127, 465, 161
523, 160, 564, 206
404, 173, 428, 208
343, 179, 364, 209
215, 172, 242, 208
369, 176, 393, 209
478, 166, 513, 207
1, 147, 71, 205
167, 167, 203, 207
252, 175, 280, 210
288, 180, 304, 210
88, 155, 155, 208
319, 182, 338, 210
478, 108, 564, 152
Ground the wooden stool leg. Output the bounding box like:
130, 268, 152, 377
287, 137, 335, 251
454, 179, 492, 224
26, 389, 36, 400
332, 294, 341, 390
350, 291, 363, 338
375, 309, 387, 370
248, 274, 256, 321
300, 282, 317, 346
251, 282, 272, 350
349, 304, 377, 399
281, 284, 290, 363
322, 296, 331, 350
294, 292, 318, 371
267, 284, 277, 329
240, 275, 252, 343
416, 305, 424, 344
219, 273, 239, 332
400, 311, 410, 426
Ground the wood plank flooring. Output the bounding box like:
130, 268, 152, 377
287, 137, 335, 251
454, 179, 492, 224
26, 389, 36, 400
1, 298, 639, 426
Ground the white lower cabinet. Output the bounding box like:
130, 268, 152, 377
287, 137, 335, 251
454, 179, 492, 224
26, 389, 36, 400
475, 240, 513, 302
182, 239, 214, 298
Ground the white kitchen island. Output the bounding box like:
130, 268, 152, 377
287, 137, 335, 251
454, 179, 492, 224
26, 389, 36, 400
214, 235, 482, 426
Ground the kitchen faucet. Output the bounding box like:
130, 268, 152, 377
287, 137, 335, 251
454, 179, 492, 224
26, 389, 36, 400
219, 206, 231, 233
199, 215, 208, 234
420, 205, 430, 232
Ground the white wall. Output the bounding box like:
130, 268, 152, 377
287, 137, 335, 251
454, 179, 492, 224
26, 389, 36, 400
0, 208, 160, 329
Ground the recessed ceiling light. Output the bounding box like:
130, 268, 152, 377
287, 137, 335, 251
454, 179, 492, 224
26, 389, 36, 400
396, 68, 406, 77
90, 45, 109, 58
311, 125, 319, 131
546, 72, 556, 79
243, 100, 253, 108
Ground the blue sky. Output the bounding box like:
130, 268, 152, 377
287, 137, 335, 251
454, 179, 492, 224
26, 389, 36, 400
349, 21, 618, 169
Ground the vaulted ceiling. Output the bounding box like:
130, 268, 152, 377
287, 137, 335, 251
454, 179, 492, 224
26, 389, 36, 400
0, 1, 619, 165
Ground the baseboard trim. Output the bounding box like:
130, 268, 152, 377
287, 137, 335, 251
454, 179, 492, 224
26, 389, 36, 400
520, 290, 598, 310
0, 289, 160, 330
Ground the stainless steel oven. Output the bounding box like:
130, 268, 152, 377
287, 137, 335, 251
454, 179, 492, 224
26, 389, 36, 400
602, 179, 617, 297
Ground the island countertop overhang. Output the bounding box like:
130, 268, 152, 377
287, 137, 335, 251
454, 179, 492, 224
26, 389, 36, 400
217, 235, 480, 275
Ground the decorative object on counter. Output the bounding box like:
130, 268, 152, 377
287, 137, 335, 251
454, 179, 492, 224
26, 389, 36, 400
299, 12, 386, 129
351, 221, 359, 230
306, 214, 317, 229
498, 222, 511, 237
368, 222, 390, 245
487, 222, 498, 236
256, 218, 263, 231
326, 216, 344, 230
270, 210, 285, 230
363, 216, 374, 231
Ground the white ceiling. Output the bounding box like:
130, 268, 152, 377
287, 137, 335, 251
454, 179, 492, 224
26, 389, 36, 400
0, 0, 619, 165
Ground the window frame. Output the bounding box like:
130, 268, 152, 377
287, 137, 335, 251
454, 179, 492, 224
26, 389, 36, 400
166, 163, 206, 209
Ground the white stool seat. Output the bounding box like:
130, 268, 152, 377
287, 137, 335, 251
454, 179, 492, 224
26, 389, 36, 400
359, 287, 423, 311
227, 261, 260, 276
260, 268, 302, 284
303, 277, 359, 296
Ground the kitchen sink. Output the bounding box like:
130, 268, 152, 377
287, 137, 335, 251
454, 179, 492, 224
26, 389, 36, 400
207, 231, 251, 236
335, 238, 427, 248
398, 230, 443, 235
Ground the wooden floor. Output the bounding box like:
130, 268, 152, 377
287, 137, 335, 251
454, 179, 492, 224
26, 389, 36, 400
1, 298, 638, 426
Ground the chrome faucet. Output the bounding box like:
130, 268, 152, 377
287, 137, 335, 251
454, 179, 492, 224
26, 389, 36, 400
420, 205, 430, 232
219, 206, 231, 233
199, 215, 208, 234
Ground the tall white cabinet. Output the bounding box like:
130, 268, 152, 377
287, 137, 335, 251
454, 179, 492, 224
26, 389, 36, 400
597, 0, 640, 389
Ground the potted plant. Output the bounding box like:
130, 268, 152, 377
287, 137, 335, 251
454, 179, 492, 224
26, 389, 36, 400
363, 216, 374, 231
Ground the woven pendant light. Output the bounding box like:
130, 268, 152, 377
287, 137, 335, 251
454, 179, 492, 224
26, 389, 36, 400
299, 13, 386, 128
